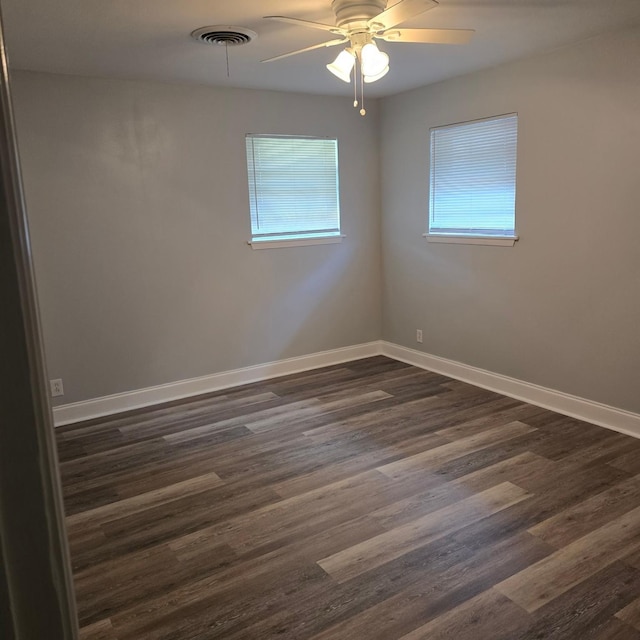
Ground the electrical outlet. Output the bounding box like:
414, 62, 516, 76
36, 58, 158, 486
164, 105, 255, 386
416, 329, 423, 343
50, 378, 64, 397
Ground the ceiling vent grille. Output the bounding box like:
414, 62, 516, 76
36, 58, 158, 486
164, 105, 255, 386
191, 26, 257, 46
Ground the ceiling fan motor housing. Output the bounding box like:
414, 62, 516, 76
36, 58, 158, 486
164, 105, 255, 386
331, 0, 387, 29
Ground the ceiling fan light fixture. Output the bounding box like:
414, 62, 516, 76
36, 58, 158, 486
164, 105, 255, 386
360, 42, 389, 78
263, 0, 473, 114
326, 48, 356, 82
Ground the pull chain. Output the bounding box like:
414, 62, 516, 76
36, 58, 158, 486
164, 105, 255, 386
359, 61, 366, 116
353, 58, 358, 108
225, 41, 230, 78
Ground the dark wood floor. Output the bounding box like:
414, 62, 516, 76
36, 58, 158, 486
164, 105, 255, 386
56, 356, 640, 639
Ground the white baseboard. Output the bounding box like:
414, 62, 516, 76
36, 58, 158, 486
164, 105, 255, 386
54, 339, 640, 440
380, 341, 640, 439
53, 341, 383, 426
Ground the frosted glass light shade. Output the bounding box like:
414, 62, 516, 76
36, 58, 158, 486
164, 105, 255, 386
326, 49, 356, 83
360, 42, 389, 78
364, 64, 389, 83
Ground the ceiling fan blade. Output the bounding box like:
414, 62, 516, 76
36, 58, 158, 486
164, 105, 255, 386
368, 0, 439, 31
379, 28, 475, 44
264, 15, 344, 35
261, 38, 348, 63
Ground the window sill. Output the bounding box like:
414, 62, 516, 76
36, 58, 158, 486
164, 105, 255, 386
248, 235, 345, 250
424, 234, 518, 247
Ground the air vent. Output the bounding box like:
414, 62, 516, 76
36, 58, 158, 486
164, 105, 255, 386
191, 26, 257, 46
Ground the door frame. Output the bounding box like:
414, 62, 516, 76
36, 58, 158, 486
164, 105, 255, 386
0, 5, 78, 639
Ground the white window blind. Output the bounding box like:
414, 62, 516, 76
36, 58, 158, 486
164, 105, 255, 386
429, 114, 518, 237
245, 134, 341, 242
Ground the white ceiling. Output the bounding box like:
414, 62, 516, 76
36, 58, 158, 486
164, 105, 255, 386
3, 0, 640, 98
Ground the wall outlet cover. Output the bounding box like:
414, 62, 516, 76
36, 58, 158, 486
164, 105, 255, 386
50, 378, 64, 397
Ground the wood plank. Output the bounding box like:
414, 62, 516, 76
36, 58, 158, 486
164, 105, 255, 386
452, 450, 558, 493
306, 531, 551, 640
318, 481, 530, 583
66, 469, 223, 530
616, 597, 640, 632
529, 474, 640, 548
70, 482, 282, 571
74, 542, 237, 627
592, 618, 640, 640
377, 421, 537, 480
510, 561, 640, 640
78, 619, 117, 640
246, 389, 394, 433
272, 430, 449, 499
109, 518, 386, 639
495, 504, 640, 612
398, 588, 526, 640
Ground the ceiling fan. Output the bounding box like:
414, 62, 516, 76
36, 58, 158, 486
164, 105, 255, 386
262, 0, 474, 113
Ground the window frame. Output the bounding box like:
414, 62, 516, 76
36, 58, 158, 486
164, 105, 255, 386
426, 113, 519, 247
245, 133, 343, 249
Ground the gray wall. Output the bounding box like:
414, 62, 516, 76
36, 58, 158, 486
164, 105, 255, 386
380, 26, 640, 414
11, 25, 640, 416
11, 72, 382, 405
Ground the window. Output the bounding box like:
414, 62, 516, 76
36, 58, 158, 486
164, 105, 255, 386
245, 134, 341, 247
428, 113, 518, 245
